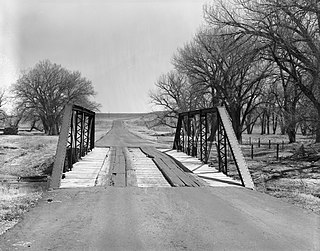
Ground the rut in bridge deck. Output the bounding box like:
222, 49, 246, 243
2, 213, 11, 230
108, 146, 204, 187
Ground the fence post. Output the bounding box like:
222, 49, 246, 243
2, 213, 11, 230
258, 138, 260, 148
251, 144, 254, 159
276, 144, 279, 160
268, 140, 271, 149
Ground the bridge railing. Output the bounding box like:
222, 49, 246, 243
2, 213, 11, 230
50, 104, 95, 189
173, 107, 217, 163
173, 107, 255, 189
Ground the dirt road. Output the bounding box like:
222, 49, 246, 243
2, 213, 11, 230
1, 120, 319, 250
95, 120, 157, 147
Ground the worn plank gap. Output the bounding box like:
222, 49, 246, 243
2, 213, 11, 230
140, 146, 203, 187
108, 147, 128, 187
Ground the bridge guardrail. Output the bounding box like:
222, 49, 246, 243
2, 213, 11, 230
50, 104, 95, 189
173, 107, 254, 189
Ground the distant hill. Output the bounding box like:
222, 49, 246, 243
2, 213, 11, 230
96, 113, 148, 120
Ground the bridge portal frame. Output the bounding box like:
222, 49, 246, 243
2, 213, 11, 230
50, 104, 95, 189
173, 107, 252, 188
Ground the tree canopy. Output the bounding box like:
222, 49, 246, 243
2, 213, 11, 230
12, 60, 100, 135
150, 0, 320, 142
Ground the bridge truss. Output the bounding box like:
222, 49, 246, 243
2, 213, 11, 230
50, 104, 95, 188
173, 107, 254, 189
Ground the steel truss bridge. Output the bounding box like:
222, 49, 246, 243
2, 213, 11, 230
173, 107, 254, 189
50, 104, 253, 189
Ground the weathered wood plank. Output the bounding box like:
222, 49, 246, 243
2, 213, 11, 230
159, 154, 199, 186
140, 146, 204, 187
153, 158, 185, 187
108, 147, 127, 186
141, 147, 187, 186
123, 147, 137, 187
163, 154, 206, 187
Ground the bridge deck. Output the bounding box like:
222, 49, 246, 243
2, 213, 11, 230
164, 149, 242, 187
60, 147, 110, 188
60, 146, 241, 188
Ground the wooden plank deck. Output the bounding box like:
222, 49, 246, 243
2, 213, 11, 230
164, 150, 242, 187
59, 147, 237, 189
140, 146, 206, 187
108, 147, 127, 187
127, 148, 170, 187
60, 147, 109, 188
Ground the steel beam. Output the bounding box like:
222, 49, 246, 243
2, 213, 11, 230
51, 104, 95, 189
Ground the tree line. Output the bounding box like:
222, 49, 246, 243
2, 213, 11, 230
0, 60, 99, 135
150, 0, 320, 143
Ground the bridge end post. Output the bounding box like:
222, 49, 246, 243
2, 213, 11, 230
50, 104, 73, 189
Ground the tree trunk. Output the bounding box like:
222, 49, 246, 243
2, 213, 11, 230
266, 113, 270, 134
230, 108, 242, 142
245, 114, 254, 134
272, 113, 278, 134
287, 125, 296, 143
260, 112, 265, 135
46, 116, 59, 135
300, 122, 307, 136
315, 108, 320, 143
279, 116, 286, 135
41, 118, 49, 135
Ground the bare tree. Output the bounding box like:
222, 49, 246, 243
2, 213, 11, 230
149, 71, 199, 127
173, 28, 270, 140
205, 0, 320, 142
12, 60, 99, 135
0, 88, 7, 123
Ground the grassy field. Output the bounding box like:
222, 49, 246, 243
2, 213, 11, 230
1, 112, 319, 235
241, 132, 320, 215
0, 134, 58, 234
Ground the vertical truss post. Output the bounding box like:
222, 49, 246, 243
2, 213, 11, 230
199, 111, 203, 161
205, 113, 208, 163
64, 112, 74, 173
75, 111, 79, 162
187, 113, 191, 155
83, 114, 89, 155
190, 116, 195, 157
173, 114, 182, 150
91, 114, 95, 150
87, 115, 92, 152
217, 115, 227, 175
69, 112, 74, 170
224, 126, 228, 175
182, 115, 186, 152
80, 110, 85, 157
199, 112, 208, 163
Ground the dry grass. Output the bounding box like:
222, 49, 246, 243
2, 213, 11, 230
0, 184, 42, 235
0, 135, 58, 177
242, 138, 320, 214
0, 134, 57, 235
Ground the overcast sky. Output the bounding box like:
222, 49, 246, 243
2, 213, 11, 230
0, 0, 208, 113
